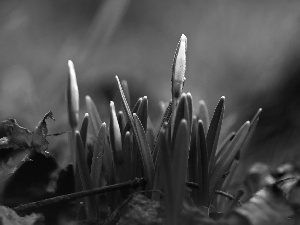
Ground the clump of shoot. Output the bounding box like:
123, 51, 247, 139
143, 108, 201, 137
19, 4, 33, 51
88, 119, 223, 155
61, 34, 263, 224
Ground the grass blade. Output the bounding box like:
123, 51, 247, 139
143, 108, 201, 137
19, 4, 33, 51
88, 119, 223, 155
206, 96, 225, 174
90, 123, 106, 219
198, 120, 209, 207
209, 121, 250, 201
80, 113, 89, 149
188, 116, 198, 183
152, 123, 169, 201
215, 132, 236, 164
239, 108, 262, 155
85, 95, 102, 135
171, 93, 189, 149
75, 131, 97, 219
122, 97, 142, 136
132, 97, 142, 113
122, 131, 132, 182
198, 100, 210, 135
133, 113, 155, 189
153, 101, 172, 164
136, 96, 148, 132
116, 76, 155, 189
110, 101, 123, 165
117, 111, 126, 137
186, 93, 193, 132
91, 123, 106, 188
121, 80, 131, 108
160, 125, 174, 225
146, 117, 155, 154
171, 119, 190, 225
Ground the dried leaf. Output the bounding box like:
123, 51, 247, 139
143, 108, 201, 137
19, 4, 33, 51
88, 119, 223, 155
227, 186, 294, 225
0, 206, 43, 225
31, 111, 55, 154
0, 112, 55, 183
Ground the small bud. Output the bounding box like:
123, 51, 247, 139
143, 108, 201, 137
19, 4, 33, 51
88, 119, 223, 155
67, 60, 79, 129
172, 34, 187, 99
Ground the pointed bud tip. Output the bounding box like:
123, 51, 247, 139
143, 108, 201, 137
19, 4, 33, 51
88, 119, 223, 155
180, 34, 187, 42
68, 60, 74, 67
110, 101, 115, 109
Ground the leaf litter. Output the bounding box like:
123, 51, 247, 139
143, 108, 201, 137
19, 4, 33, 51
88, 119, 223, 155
0, 111, 55, 182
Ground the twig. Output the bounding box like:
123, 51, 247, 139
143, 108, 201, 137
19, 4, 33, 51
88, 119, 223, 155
215, 190, 242, 206
14, 178, 147, 213
47, 131, 71, 136
275, 177, 298, 185
102, 194, 134, 225
186, 181, 199, 189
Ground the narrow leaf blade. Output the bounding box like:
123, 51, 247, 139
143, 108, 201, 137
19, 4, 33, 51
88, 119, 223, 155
209, 121, 250, 200
207, 96, 225, 174
198, 100, 210, 135
75, 131, 97, 219
133, 113, 155, 189
85, 95, 102, 135
171, 119, 190, 225
80, 113, 89, 148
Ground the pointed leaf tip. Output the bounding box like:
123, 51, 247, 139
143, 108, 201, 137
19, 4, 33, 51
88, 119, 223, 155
85, 95, 102, 135
110, 101, 123, 165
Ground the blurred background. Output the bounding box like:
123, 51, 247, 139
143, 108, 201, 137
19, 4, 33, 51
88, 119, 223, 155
1, 0, 300, 170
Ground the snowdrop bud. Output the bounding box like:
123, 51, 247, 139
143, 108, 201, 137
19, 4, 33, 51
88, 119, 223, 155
172, 34, 187, 99
67, 60, 79, 129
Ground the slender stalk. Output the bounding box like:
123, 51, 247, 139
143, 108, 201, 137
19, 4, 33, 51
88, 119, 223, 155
14, 178, 147, 213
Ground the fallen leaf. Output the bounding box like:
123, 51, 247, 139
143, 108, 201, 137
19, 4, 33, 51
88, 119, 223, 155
0, 205, 43, 225
0, 111, 55, 183
32, 111, 55, 154
227, 186, 294, 225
